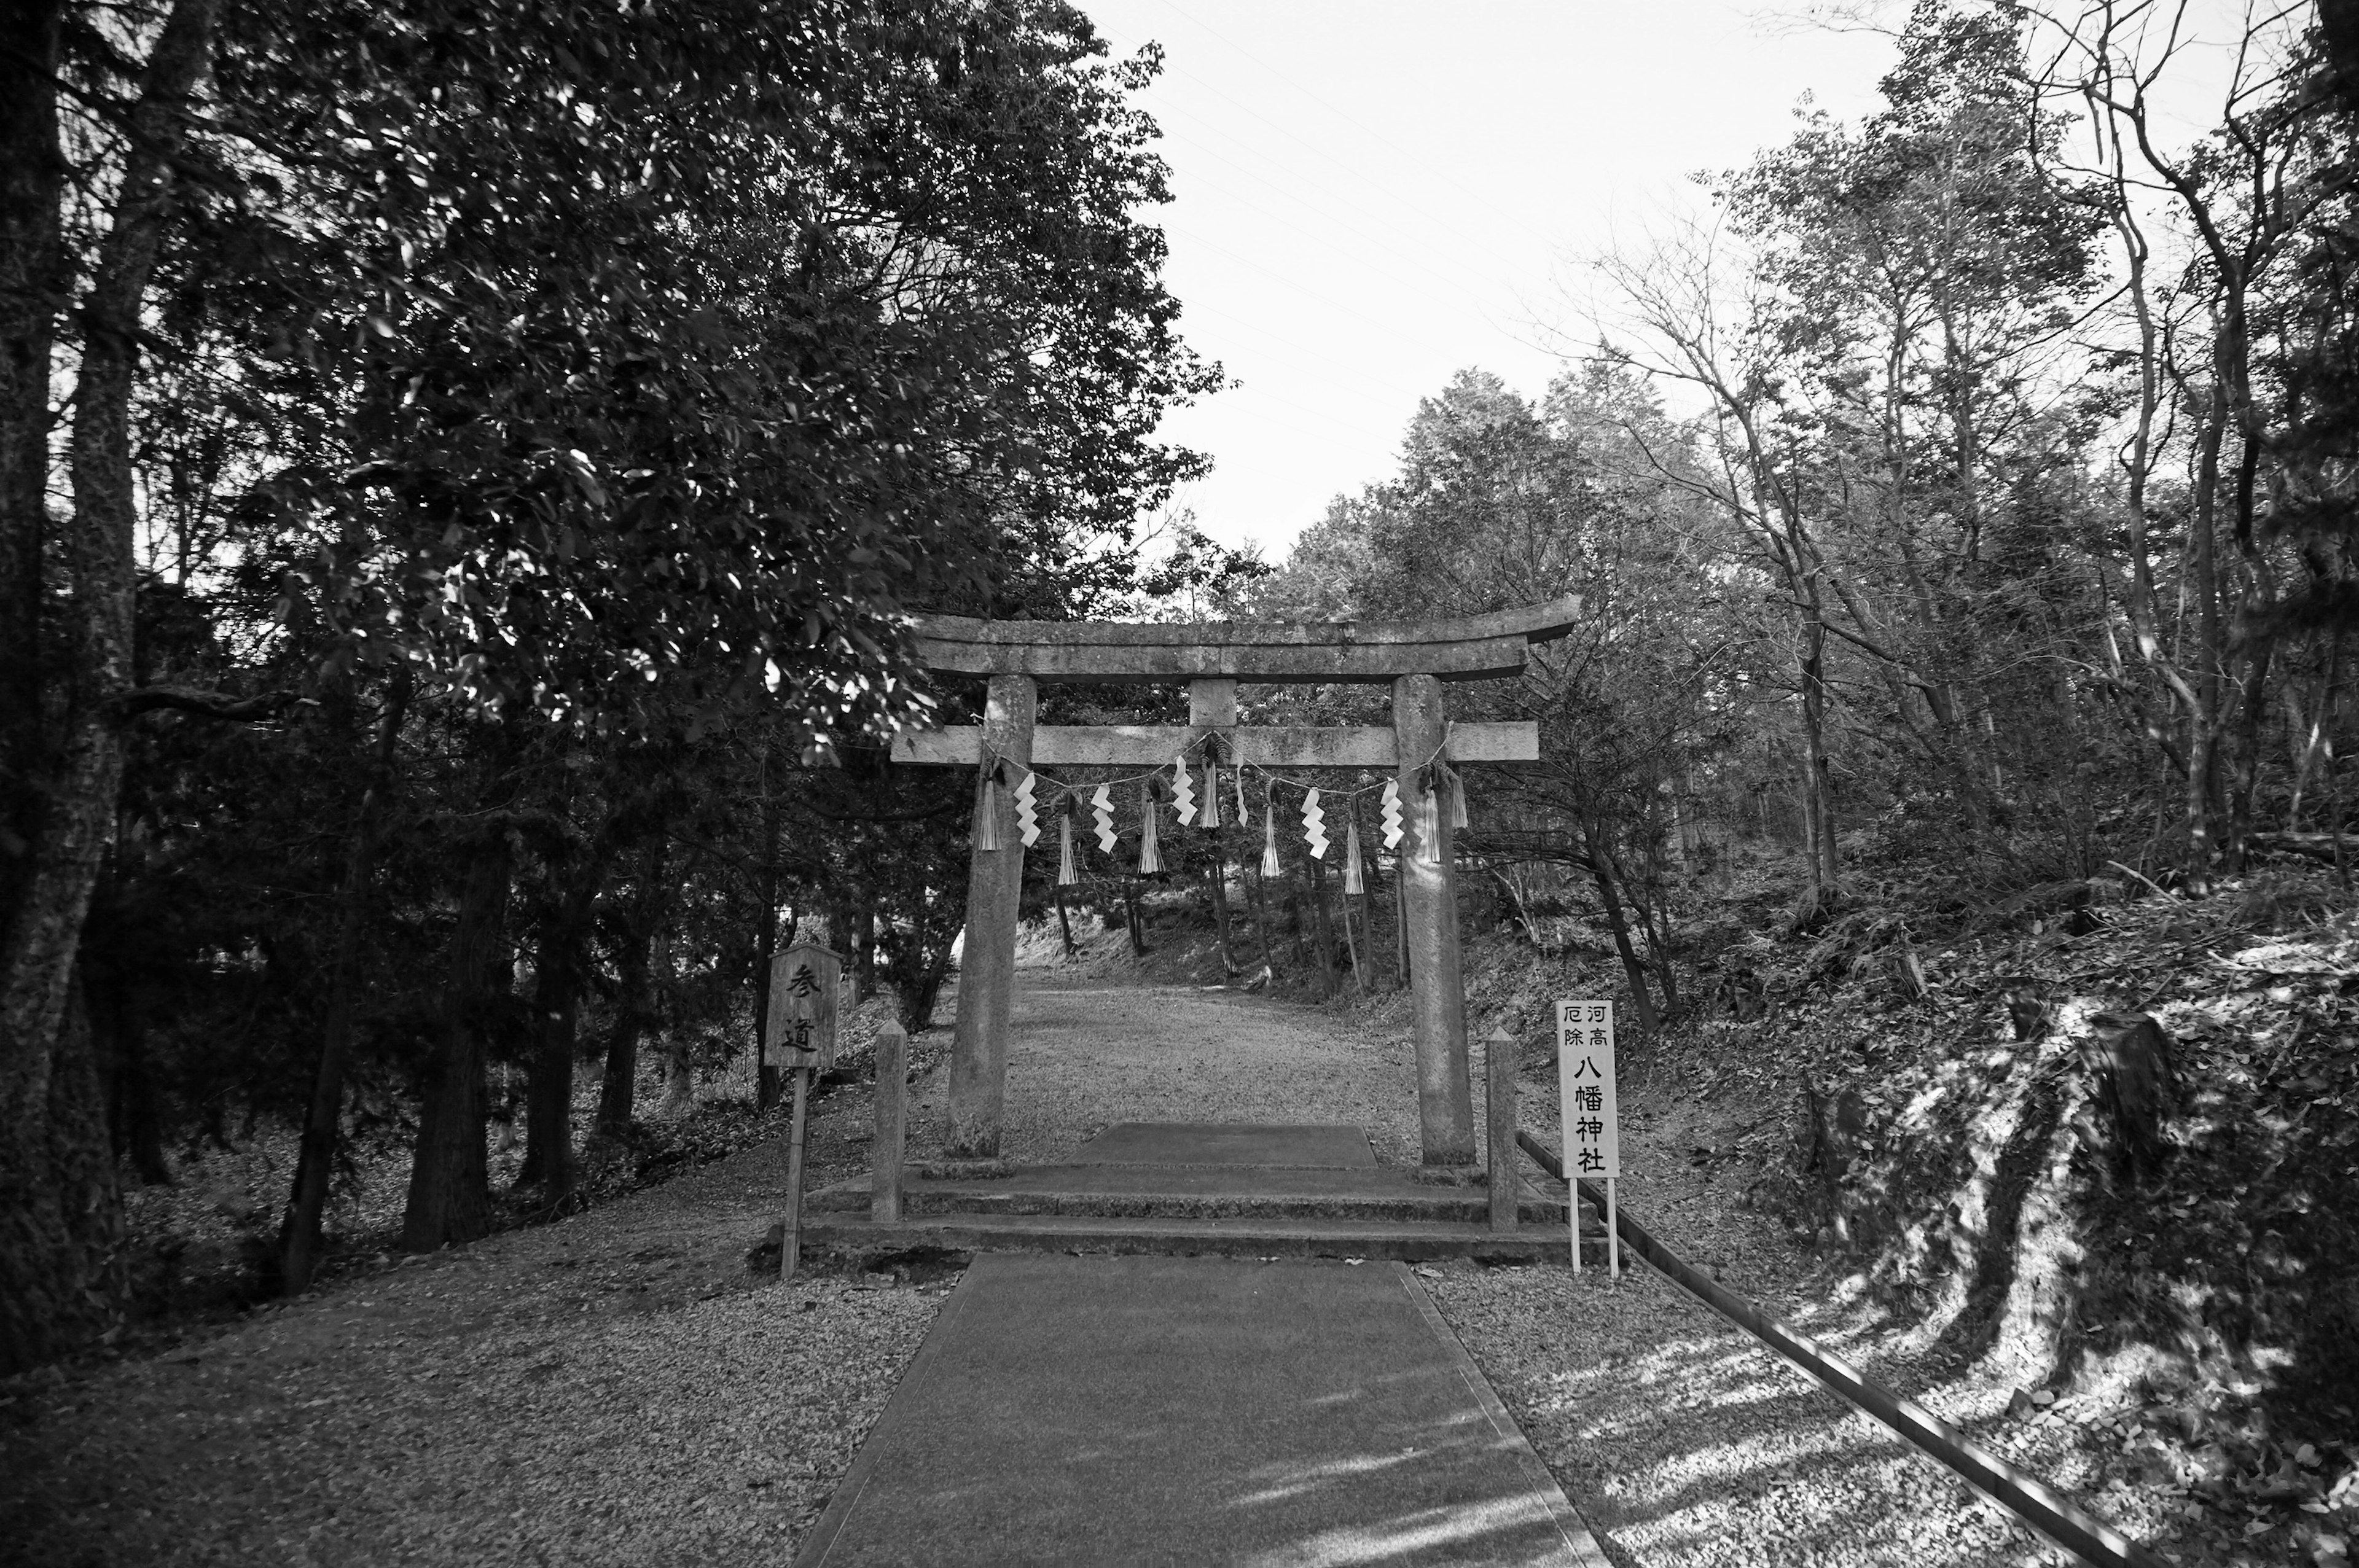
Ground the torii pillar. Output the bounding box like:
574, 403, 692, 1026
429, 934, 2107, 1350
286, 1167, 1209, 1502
893, 596, 1582, 1165
1393, 671, 1469, 1163
944, 674, 1034, 1156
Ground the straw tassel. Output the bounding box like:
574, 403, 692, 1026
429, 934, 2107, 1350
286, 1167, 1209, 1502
1200, 759, 1222, 829
1444, 763, 1469, 830
1137, 781, 1162, 874
1261, 786, 1280, 876
974, 766, 1002, 853
1058, 809, 1079, 886
1344, 814, 1365, 895
1235, 767, 1250, 827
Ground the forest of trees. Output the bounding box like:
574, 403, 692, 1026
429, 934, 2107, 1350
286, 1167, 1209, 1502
0, 0, 1224, 1372
2, 0, 2353, 1380
1230, 0, 2359, 1015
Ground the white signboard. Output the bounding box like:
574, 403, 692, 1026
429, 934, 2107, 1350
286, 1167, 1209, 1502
1557, 999, 1619, 1179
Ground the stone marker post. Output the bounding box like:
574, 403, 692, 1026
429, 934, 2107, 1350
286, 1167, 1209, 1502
871, 1021, 909, 1223
1393, 673, 1476, 1165
1485, 1027, 1517, 1230
947, 673, 1036, 1156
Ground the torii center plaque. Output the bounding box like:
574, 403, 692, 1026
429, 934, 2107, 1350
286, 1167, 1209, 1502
891, 595, 1582, 1166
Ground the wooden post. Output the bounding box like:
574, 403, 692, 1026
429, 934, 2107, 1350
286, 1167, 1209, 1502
1608, 1176, 1621, 1279
871, 1021, 908, 1223
947, 673, 1035, 1156
1485, 1027, 1517, 1230
780, 1062, 810, 1281
1394, 673, 1476, 1166
1570, 1176, 1581, 1274
762, 951, 837, 1282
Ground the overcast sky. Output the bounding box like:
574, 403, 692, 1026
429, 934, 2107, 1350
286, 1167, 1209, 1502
1074, 1, 1902, 560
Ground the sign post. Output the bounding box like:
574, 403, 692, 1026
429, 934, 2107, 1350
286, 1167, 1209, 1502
766, 944, 842, 1281
1557, 1000, 1620, 1279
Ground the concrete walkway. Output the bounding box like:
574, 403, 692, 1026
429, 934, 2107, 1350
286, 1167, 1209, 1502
793, 1248, 1608, 1567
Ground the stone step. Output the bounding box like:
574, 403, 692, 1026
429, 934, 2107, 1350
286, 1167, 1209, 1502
810, 1158, 1589, 1225
802, 1211, 1614, 1265
810, 1184, 1577, 1226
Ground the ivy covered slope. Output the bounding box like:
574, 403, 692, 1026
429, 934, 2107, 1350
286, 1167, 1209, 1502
1505, 854, 2357, 1527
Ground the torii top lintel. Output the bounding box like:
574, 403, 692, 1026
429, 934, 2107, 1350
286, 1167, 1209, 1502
908, 593, 1582, 685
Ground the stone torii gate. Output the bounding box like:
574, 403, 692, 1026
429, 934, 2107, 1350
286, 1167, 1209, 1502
890, 595, 1581, 1168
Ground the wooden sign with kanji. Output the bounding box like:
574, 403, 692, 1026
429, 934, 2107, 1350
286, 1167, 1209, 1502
766, 943, 842, 1073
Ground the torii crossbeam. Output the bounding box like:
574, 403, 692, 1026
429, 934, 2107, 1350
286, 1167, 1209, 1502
891, 594, 1581, 1167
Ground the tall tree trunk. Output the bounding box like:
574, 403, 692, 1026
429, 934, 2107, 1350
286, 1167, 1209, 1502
753, 744, 783, 1111
1579, 826, 1661, 1033
1306, 857, 1336, 999
596, 836, 669, 1139
101, 969, 169, 1187
400, 825, 514, 1252
1248, 864, 1275, 978
0, 0, 221, 1370
80, 851, 168, 1188
516, 856, 598, 1204
1205, 839, 1238, 977
845, 911, 865, 1006
2184, 382, 2229, 888
1, 981, 125, 1373
1123, 878, 1148, 956
2290, 634, 2343, 829
278, 668, 409, 1293
2222, 432, 2277, 870
0, 0, 68, 922
656, 924, 692, 1117
660, 1042, 694, 1117
1798, 611, 1839, 902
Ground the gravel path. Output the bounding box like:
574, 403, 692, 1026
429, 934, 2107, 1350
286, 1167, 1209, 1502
6, 965, 2162, 1566
2, 1086, 945, 1566
902, 971, 1428, 1168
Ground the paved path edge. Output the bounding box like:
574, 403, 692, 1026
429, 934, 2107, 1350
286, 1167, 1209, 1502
1393, 1263, 1618, 1568
791, 1275, 981, 1568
